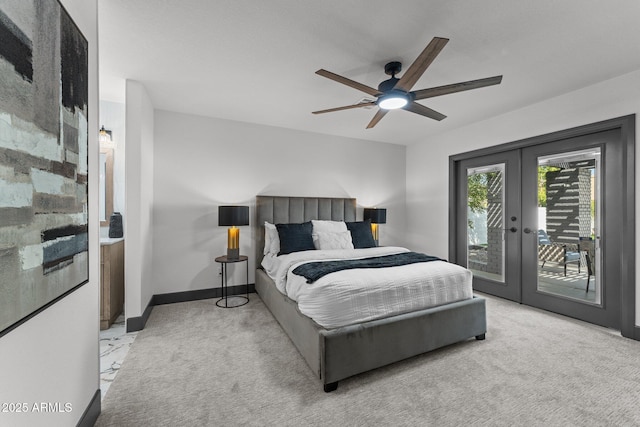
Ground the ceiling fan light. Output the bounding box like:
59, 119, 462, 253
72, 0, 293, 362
378, 94, 408, 110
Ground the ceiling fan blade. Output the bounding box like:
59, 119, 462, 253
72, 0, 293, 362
366, 109, 388, 129
412, 75, 503, 100
394, 37, 449, 92
403, 102, 447, 121
312, 102, 377, 114
316, 69, 382, 97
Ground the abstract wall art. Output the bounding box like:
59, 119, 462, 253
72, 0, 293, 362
0, 1, 89, 337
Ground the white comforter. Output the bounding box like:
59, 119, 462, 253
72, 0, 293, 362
261, 246, 473, 329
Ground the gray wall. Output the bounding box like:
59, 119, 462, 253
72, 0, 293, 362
151, 110, 407, 294
406, 68, 640, 325
0, 1, 100, 426
125, 80, 156, 318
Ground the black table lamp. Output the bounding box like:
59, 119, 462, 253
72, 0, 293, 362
218, 206, 249, 260
364, 208, 387, 246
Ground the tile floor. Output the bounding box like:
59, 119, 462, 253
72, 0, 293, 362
537, 266, 596, 302
99, 315, 138, 399
472, 264, 595, 303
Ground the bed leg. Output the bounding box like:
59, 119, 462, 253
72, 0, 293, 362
475, 333, 486, 340
323, 382, 338, 393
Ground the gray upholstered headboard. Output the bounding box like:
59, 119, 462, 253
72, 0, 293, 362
255, 196, 357, 267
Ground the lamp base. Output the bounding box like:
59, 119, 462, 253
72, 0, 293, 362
227, 248, 239, 260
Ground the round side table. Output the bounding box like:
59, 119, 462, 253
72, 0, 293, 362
214, 255, 249, 308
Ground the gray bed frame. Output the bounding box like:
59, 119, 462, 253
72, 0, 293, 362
255, 196, 487, 392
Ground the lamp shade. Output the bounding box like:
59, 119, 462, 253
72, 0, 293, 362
218, 206, 249, 226
363, 208, 386, 224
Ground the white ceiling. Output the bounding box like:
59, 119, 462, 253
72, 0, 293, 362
98, 0, 640, 145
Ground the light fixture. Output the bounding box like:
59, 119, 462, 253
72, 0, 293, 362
363, 208, 387, 246
98, 125, 111, 144
218, 206, 249, 260
378, 91, 409, 110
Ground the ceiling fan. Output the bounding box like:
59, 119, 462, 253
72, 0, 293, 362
312, 37, 502, 129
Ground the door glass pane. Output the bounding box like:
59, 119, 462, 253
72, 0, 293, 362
536, 149, 600, 304
467, 164, 505, 283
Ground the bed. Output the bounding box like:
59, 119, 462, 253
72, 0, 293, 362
255, 196, 486, 392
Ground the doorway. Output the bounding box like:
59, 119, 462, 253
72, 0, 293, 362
449, 116, 635, 336
455, 150, 521, 302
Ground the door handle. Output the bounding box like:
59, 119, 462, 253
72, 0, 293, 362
503, 227, 518, 233
523, 228, 533, 234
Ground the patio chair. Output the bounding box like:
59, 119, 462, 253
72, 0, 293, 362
579, 237, 595, 292
538, 229, 581, 276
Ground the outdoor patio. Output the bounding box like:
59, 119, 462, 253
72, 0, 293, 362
471, 262, 596, 304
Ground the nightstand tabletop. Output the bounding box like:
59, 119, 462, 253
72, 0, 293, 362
215, 255, 248, 263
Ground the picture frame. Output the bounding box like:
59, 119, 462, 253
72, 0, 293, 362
0, 0, 89, 337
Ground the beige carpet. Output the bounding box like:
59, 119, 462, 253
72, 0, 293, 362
96, 294, 640, 426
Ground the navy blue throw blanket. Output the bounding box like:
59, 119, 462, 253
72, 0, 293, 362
292, 252, 444, 283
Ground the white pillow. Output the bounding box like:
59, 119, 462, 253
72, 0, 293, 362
264, 222, 272, 255
264, 222, 280, 255
311, 220, 347, 234
312, 231, 354, 250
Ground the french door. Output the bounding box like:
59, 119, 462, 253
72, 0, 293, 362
455, 150, 521, 302
453, 127, 627, 329
520, 130, 622, 328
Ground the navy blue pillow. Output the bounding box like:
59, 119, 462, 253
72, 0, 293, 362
276, 222, 315, 255
346, 220, 376, 248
